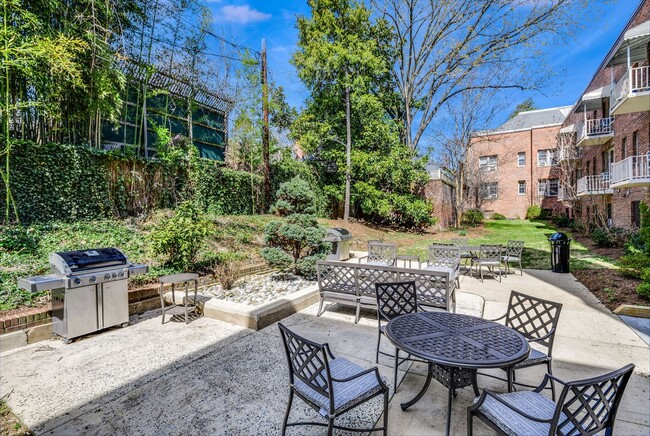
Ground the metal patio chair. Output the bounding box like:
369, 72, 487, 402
468, 363, 635, 436
451, 237, 473, 269
502, 240, 525, 275
421, 245, 461, 288
359, 241, 397, 266
278, 323, 389, 436
471, 245, 504, 282
492, 291, 563, 400
375, 281, 423, 389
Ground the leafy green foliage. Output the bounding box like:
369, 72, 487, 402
0, 226, 39, 254
591, 227, 633, 248
491, 213, 506, 220
617, 253, 650, 279
270, 177, 318, 216
507, 98, 537, 120
150, 202, 210, 267
526, 205, 542, 220
261, 214, 329, 278
462, 209, 484, 227
637, 268, 650, 299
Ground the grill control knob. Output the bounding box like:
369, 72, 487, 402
89, 276, 96, 283
73, 278, 81, 286
104, 273, 111, 280
118, 271, 125, 278
111, 272, 117, 278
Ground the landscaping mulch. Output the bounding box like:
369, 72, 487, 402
567, 232, 626, 260
573, 269, 648, 312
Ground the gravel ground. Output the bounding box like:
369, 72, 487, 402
201, 272, 315, 306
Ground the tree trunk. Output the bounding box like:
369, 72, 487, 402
344, 86, 351, 221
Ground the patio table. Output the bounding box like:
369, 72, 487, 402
385, 311, 529, 436
397, 254, 420, 268
159, 273, 199, 325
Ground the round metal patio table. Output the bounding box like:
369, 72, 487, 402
385, 311, 529, 436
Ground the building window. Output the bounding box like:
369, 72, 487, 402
622, 137, 627, 159
537, 149, 557, 167
481, 182, 498, 199
518, 181, 526, 195
538, 178, 559, 196
518, 152, 525, 167
479, 155, 498, 172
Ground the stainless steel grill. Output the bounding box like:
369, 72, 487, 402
18, 247, 148, 343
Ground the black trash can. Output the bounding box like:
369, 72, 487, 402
549, 232, 572, 273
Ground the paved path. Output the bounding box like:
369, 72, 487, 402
0, 271, 648, 435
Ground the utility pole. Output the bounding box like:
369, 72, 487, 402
261, 39, 270, 211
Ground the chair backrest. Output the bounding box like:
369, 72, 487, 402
451, 238, 468, 247
278, 323, 333, 408
375, 281, 418, 322
505, 240, 525, 257
553, 364, 635, 436
505, 291, 562, 354
428, 245, 461, 268
367, 239, 383, 250
479, 244, 503, 261
368, 242, 397, 265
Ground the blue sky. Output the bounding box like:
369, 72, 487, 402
206, 0, 641, 130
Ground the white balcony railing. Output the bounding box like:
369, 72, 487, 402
557, 185, 576, 201
429, 167, 455, 186
558, 145, 582, 161
612, 65, 650, 102
611, 154, 650, 187
576, 117, 613, 144
576, 174, 613, 196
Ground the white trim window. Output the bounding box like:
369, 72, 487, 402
537, 149, 557, 167
538, 178, 559, 196
479, 155, 498, 172
518, 181, 526, 195
517, 152, 525, 167
481, 182, 499, 199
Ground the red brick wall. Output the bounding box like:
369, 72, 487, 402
469, 125, 563, 218
423, 179, 454, 228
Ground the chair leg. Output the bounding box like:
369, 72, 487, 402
281, 389, 293, 436
394, 347, 400, 391
480, 265, 484, 283
519, 259, 523, 275
376, 330, 381, 364
548, 360, 556, 401
316, 297, 325, 317
327, 417, 334, 436
467, 409, 474, 436
383, 389, 389, 436
507, 368, 514, 392
355, 302, 361, 324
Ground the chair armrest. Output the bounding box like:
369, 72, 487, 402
332, 366, 388, 390
488, 313, 507, 322
527, 328, 556, 343
533, 373, 568, 393
357, 255, 368, 263
323, 343, 336, 360
470, 390, 555, 423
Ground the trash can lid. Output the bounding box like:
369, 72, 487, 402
549, 232, 569, 241
326, 228, 352, 240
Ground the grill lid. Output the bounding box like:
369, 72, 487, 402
326, 227, 352, 241
50, 247, 128, 275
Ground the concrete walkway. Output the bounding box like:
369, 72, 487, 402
0, 270, 648, 435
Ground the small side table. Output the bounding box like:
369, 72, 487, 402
397, 255, 420, 268
159, 273, 199, 324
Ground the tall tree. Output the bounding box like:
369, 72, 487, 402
507, 97, 537, 120
292, 0, 393, 221
372, 0, 586, 152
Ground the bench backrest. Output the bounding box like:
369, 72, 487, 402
317, 260, 453, 311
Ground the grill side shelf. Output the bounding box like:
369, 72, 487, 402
17, 275, 65, 292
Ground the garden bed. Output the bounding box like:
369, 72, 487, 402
201, 272, 315, 306
572, 269, 647, 312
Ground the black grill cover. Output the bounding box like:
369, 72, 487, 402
54, 247, 127, 271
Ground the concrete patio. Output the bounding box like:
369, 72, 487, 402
1, 270, 648, 435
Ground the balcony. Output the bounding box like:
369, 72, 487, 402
577, 174, 613, 197
576, 117, 614, 147
611, 154, 650, 188
557, 185, 576, 201
558, 145, 581, 162
611, 65, 650, 116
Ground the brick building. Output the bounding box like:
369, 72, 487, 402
557, 2, 650, 229
424, 165, 455, 228
468, 106, 572, 219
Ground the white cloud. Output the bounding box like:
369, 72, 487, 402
219, 5, 271, 24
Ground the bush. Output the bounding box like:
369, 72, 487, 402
261, 214, 329, 278
462, 209, 484, 227
491, 213, 506, 220
150, 202, 211, 267
0, 226, 39, 254
551, 214, 571, 227
591, 226, 632, 248
526, 205, 542, 220
270, 177, 318, 216
617, 253, 650, 279
637, 268, 650, 299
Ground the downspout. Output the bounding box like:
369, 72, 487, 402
530, 128, 534, 206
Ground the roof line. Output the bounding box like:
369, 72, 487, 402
475, 122, 564, 136
517, 105, 572, 115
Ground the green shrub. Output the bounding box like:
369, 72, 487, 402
150, 202, 211, 267
591, 226, 632, 248
491, 213, 506, 220
526, 205, 542, 220
637, 268, 650, 299
270, 177, 318, 216
261, 214, 329, 278
551, 214, 571, 227
617, 253, 650, 279
462, 209, 484, 227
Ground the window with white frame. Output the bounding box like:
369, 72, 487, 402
517, 152, 525, 167
479, 155, 498, 172
518, 181, 526, 195
538, 178, 559, 196
481, 182, 498, 199
537, 149, 557, 167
